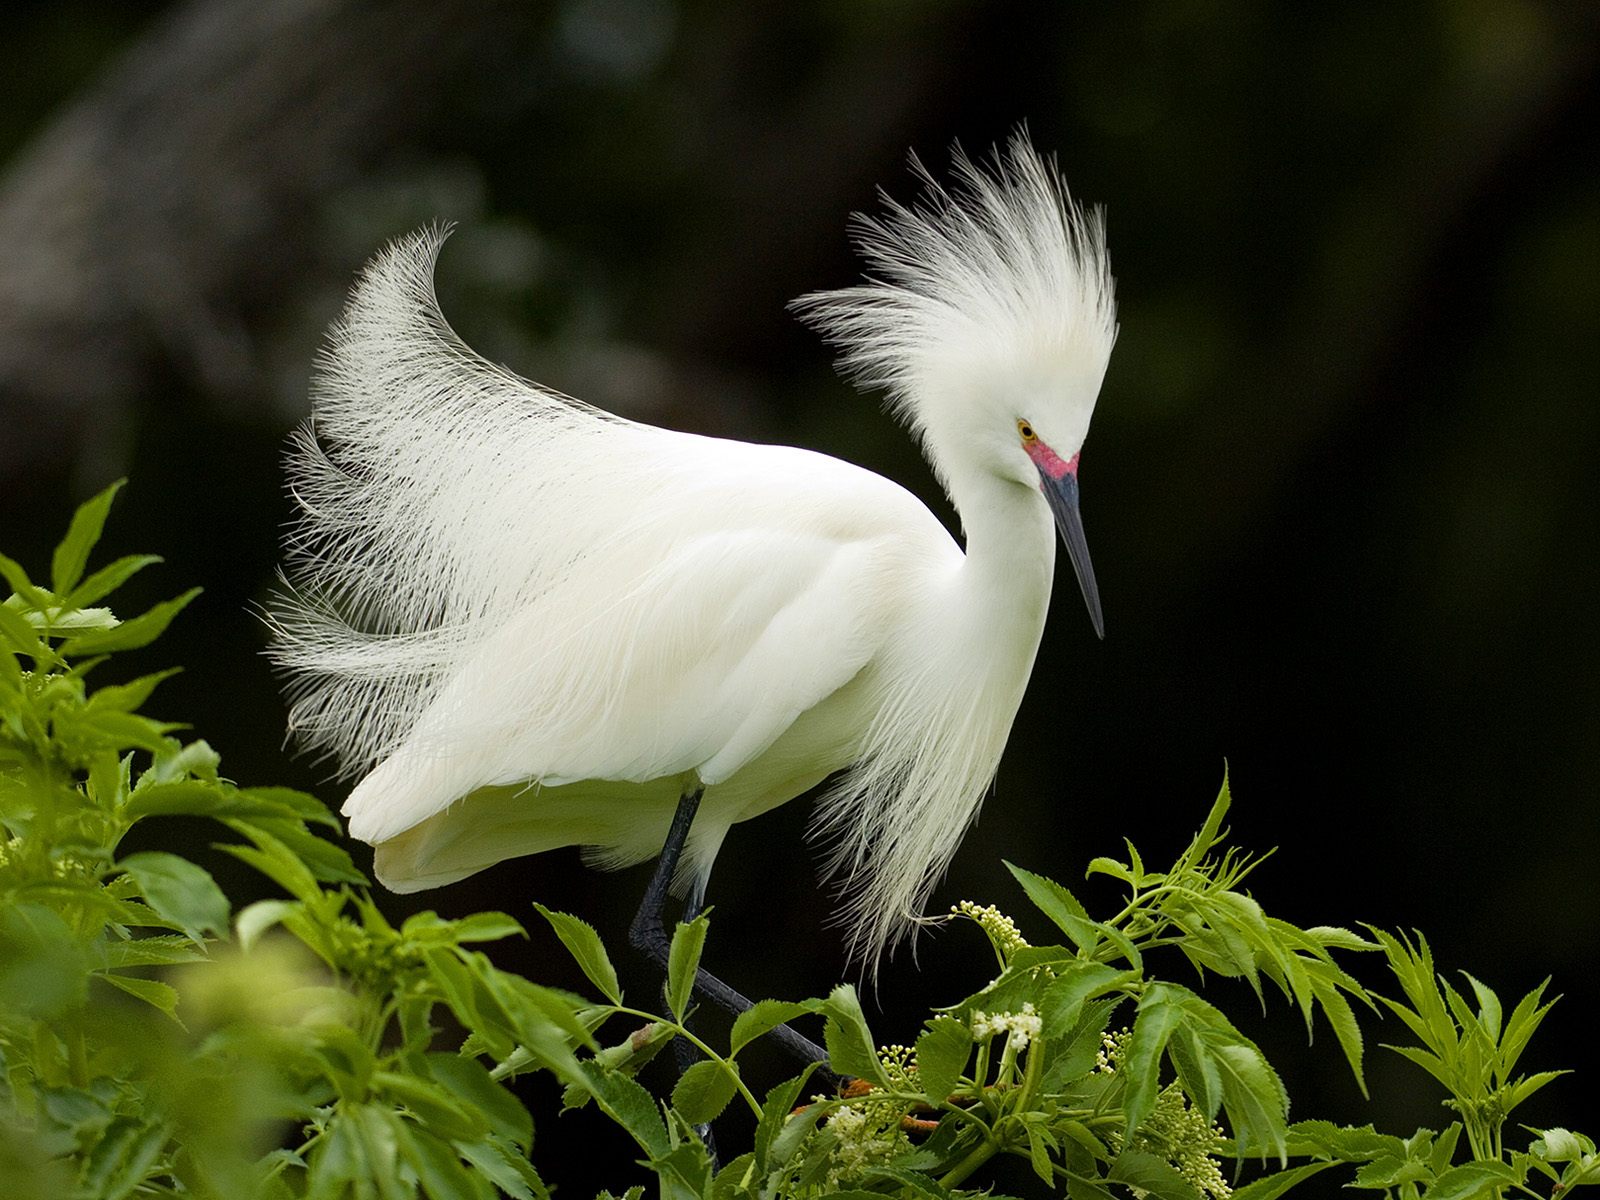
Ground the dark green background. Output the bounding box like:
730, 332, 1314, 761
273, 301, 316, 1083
2, 1, 1596, 1188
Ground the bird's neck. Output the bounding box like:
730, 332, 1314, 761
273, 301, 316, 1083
945, 464, 1057, 672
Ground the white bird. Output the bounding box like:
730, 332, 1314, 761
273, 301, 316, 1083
268, 133, 1117, 976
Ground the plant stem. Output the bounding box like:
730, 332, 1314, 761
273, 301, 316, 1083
939, 1137, 999, 1189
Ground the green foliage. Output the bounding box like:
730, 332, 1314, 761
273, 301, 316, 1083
1, 485, 1594, 1200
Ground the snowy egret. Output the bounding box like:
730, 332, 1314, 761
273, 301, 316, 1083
269, 134, 1116, 1024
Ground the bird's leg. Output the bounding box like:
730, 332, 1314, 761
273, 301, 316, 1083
628, 784, 838, 1084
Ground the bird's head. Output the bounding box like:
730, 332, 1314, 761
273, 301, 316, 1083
793, 132, 1117, 637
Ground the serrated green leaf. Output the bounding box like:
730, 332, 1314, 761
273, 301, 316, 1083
1505, 1070, 1568, 1112
86, 668, 181, 715
373, 1070, 486, 1142
1305, 959, 1367, 1095
534, 903, 621, 1003
1006, 862, 1099, 952
581, 1061, 670, 1158
100, 934, 207, 969
915, 1015, 973, 1107
80, 1115, 166, 1200
51, 480, 125, 595
1041, 962, 1139, 1034
1109, 1149, 1201, 1200
1124, 984, 1185, 1135
1227, 1162, 1339, 1200
1531, 1128, 1592, 1162
427, 1053, 533, 1149
99, 972, 182, 1019
62, 588, 200, 656
730, 998, 823, 1056
0, 552, 51, 609
396, 1123, 491, 1200
1026, 1121, 1060, 1185
822, 984, 890, 1085
215, 823, 324, 904
458, 1135, 549, 1200
672, 1059, 741, 1125
1423, 1161, 1519, 1200
118, 851, 230, 940
754, 1064, 819, 1172
0, 601, 42, 655
65, 553, 163, 610
1085, 856, 1135, 884
667, 914, 709, 1023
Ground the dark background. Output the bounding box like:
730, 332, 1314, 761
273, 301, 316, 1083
2, 0, 1597, 1191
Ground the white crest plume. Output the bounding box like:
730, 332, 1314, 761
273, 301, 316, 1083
269, 133, 1117, 973
792, 131, 1116, 493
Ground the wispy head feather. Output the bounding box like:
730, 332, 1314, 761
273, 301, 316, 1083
793, 132, 1117, 489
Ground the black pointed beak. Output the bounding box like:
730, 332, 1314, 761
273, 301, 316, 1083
1039, 468, 1105, 639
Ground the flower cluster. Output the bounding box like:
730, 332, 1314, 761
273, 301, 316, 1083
876, 1042, 918, 1088
1096, 1026, 1131, 1074
950, 899, 1030, 958
1130, 1085, 1232, 1200
824, 1098, 912, 1186
1094, 1027, 1230, 1198
970, 1001, 1042, 1051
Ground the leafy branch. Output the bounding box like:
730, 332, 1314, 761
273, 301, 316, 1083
1, 482, 1594, 1200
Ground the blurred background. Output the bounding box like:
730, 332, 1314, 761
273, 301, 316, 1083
2, 0, 1597, 1188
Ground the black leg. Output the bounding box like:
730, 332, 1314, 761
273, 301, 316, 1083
628, 784, 839, 1085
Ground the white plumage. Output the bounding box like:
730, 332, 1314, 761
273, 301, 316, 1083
268, 134, 1117, 966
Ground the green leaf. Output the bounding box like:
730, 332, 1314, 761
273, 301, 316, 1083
1304, 956, 1368, 1095
65, 553, 163, 609
79, 1116, 166, 1200
534, 903, 622, 1003
0, 552, 51, 609
1041, 962, 1139, 1034
1006, 862, 1099, 951
396, 1124, 491, 1200
1109, 1149, 1201, 1200
373, 1071, 486, 1142
449, 912, 526, 943
1227, 1162, 1339, 1200
0, 601, 42, 655
61, 588, 201, 656
672, 1059, 741, 1125
428, 1053, 534, 1149
99, 973, 182, 1019
1531, 1128, 1593, 1163
51, 480, 125, 595
457, 1136, 547, 1200
754, 1064, 819, 1172
730, 998, 823, 1056
822, 984, 890, 1085
1504, 1070, 1568, 1113
1123, 984, 1185, 1135
216, 823, 323, 904
915, 1015, 973, 1107
667, 913, 709, 1023
118, 851, 231, 940
86, 668, 181, 714
100, 934, 207, 968
581, 1061, 670, 1158
1423, 1161, 1519, 1200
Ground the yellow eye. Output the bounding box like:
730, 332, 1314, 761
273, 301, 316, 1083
1017, 420, 1037, 443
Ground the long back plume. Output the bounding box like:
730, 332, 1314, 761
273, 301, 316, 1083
269, 227, 636, 774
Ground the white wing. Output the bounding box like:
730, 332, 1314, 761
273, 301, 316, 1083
267, 226, 958, 844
